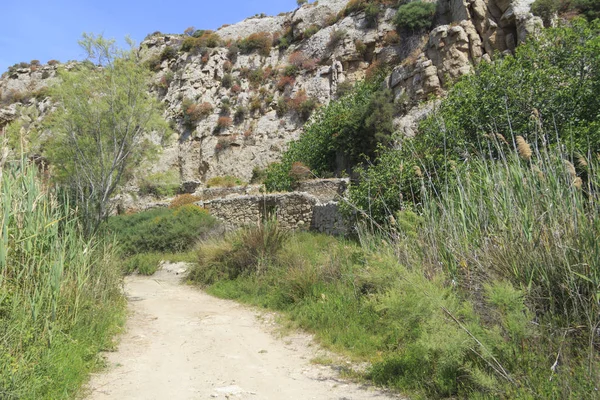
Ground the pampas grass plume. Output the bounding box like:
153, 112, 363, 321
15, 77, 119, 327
516, 136, 532, 161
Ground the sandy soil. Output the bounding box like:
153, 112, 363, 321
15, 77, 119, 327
85, 266, 402, 400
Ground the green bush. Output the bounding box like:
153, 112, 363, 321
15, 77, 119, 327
189, 221, 289, 283
532, 0, 600, 24
122, 252, 162, 275
206, 175, 244, 188
238, 32, 273, 56
347, 19, 600, 223
139, 169, 180, 197
221, 73, 233, 88
108, 204, 219, 255
160, 46, 177, 61
394, 1, 437, 32
265, 76, 393, 192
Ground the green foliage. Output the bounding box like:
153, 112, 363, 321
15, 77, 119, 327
0, 156, 124, 398
221, 73, 233, 88
394, 1, 437, 32
181, 99, 213, 128
122, 252, 162, 275
347, 19, 600, 223
108, 205, 218, 256
180, 31, 221, 53
139, 169, 180, 197
250, 166, 268, 184
159, 46, 177, 61
206, 175, 244, 188
265, 77, 393, 192
532, 0, 600, 24
45, 33, 169, 234
238, 32, 273, 56
189, 221, 289, 284
303, 24, 320, 38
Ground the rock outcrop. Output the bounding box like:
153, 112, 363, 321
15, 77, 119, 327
1, 0, 542, 202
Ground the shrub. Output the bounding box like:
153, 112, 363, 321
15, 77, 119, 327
383, 30, 401, 45
328, 29, 347, 48
227, 44, 240, 62
249, 96, 263, 114
303, 24, 320, 38
532, 0, 600, 24
181, 31, 221, 53
297, 0, 308, 6
108, 205, 218, 255
158, 71, 174, 89
230, 83, 242, 94
221, 73, 233, 88
234, 106, 247, 124
247, 67, 267, 87
289, 51, 307, 67
182, 99, 213, 127
189, 221, 288, 283
531, 0, 561, 25
206, 175, 244, 188
160, 46, 177, 61
289, 161, 312, 180
223, 60, 233, 72
122, 252, 162, 275
288, 90, 319, 121
239, 32, 273, 56
347, 19, 600, 223
283, 64, 299, 77
250, 166, 268, 183
394, 1, 437, 32
169, 193, 202, 209
302, 58, 318, 71
47, 59, 59, 66
139, 169, 180, 197
265, 77, 390, 191
276, 75, 295, 91
355, 39, 367, 57
216, 116, 232, 130
276, 96, 290, 117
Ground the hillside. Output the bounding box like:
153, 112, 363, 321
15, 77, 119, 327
0, 0, 541, 207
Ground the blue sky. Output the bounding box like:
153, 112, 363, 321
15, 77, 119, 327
0, 0, 299, 73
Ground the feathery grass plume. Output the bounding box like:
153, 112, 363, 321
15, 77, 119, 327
495, 133, 509, 146
576, 154, 588, 169
563, 159, 577, 179
573, 176, 583, 189
413, 165, 423, 178
516, 136, 532, 161
530, 108, 543, 131
532, 165, 545, 181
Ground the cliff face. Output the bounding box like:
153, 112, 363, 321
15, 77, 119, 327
0, 0, 541, 197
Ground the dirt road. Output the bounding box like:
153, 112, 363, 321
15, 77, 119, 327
85, 266, 401, 400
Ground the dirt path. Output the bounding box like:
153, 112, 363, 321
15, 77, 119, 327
85, 266, 401, 400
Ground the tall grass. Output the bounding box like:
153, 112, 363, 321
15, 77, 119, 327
0, 154, 124, 399
189, 135, 600, 398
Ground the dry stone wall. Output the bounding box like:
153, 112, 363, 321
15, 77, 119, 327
195, 179, 349, 234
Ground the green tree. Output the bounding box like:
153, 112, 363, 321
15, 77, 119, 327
46, 33, 169, 234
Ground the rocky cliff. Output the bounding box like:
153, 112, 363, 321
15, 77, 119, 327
0, 0, 541, 200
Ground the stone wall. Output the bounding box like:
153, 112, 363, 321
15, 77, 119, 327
197, 191, 348, 234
